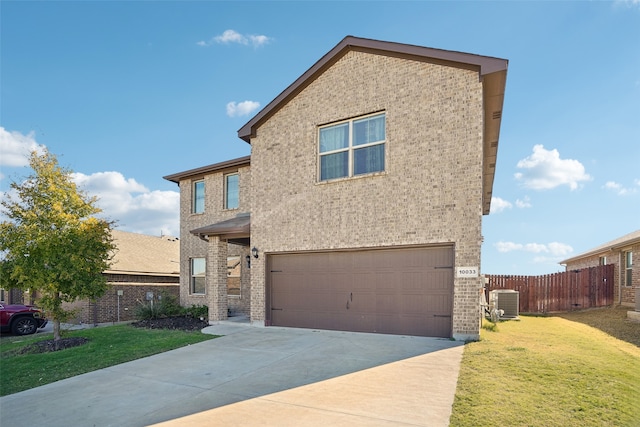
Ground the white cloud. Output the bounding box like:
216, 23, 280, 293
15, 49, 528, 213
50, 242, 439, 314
0, 127, 46, 168
514, 144, 591, 190
603, 180, 638, 195
490, 197, 512, 213
495, 241, 573, 258
72, 171, 180, 237
198, 29, 272, 48
515, 196, 532, 208
491, 195, 532, 213
547, 242, 573, 256
495, 241, 523, 253
226, 100, 260, 118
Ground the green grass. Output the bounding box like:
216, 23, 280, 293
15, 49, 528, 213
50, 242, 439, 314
450, 315, 640, 427
0, 325, 216, 396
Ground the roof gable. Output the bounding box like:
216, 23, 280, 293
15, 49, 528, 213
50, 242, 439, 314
238, 35, 507, 143
238, 35, 508, 215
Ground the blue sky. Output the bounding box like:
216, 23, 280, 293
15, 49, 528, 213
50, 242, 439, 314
1, 1, 639, 275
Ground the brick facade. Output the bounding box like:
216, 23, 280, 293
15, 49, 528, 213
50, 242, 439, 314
177, 163, 252, 317
64, 282, 180, 324
249, 51, 485, 339
167, 38, 508, 340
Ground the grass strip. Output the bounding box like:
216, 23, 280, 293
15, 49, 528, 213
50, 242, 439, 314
0, 325, 216, 396
450, 315, 640, 427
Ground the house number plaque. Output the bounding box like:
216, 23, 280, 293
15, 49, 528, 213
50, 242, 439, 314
456, 267, 479, 278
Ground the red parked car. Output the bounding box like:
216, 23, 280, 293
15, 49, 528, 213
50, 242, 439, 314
0, 303, 48, 335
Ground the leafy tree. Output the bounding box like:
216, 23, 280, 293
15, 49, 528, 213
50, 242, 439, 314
0, 149, 116, 343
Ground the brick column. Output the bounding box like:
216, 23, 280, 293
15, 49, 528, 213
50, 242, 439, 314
207, 236, 228, 322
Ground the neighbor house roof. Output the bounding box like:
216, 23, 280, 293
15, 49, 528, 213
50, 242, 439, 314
163, 155, 250, 184
106, 230, 180, 276
559, 229, 640, 265
237, 35, 508, 215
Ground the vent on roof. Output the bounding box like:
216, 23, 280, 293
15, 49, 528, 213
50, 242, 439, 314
489, 290, 519, 319
490, 141, 498, 148
492, 111, 502, 120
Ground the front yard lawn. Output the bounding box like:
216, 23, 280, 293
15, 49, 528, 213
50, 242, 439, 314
450, 307, 640, 427
0, 325, 216, 396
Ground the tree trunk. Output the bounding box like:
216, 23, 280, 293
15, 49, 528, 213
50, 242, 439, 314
52, 318, 62, 351
53, 318, 62, 342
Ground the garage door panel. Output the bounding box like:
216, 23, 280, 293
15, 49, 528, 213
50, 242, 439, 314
269, 246, 453, 337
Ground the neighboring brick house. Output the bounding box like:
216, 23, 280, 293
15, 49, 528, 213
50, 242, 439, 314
560, 230, 639, 308
3, 230, 181, 324
164, 36, 508, 340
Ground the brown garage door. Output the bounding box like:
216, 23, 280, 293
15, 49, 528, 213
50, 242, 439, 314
267, 246, 453, 338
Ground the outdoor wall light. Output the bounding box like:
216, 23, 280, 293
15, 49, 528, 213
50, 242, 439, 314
245, 254, 251, 268
252, 247, 259, 259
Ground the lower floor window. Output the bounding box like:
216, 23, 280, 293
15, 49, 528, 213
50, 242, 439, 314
190, 258, 206, 294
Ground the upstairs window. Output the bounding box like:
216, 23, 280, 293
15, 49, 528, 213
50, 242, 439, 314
193, 180, 205, 214
319, 113, 385, 181
225, 173, 239, 210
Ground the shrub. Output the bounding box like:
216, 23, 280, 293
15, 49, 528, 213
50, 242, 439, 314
135, 292, 184, 320
185, 304, 208, 319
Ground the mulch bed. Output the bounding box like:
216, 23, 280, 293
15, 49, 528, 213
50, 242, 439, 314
18, 337, 90, 354
131, 316, 209, 331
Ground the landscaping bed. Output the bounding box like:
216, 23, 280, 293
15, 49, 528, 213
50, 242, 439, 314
131, 315, 209, 331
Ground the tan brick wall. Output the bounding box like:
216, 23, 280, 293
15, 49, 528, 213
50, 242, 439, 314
63, 283, 180, 324
249, 51, 485, 338
178, 165, 251, 310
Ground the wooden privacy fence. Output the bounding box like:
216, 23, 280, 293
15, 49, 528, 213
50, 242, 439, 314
485, 264, 614, 314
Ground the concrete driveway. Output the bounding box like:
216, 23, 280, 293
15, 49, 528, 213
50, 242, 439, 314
0, 321, 464, 427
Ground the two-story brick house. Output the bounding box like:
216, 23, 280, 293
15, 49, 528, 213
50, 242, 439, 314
164, 36, 508, 340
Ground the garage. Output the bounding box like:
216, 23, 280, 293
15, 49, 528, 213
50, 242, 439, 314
267, 246, 454, 337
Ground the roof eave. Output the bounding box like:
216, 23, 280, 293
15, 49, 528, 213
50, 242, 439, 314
482, 69, 508, 215
559, 235, 640, 265
163, 155, 251, 184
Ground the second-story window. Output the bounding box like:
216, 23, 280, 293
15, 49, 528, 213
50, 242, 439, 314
319, 112, 386, 181
225, 173, 239, 209
193, 180, 205, 214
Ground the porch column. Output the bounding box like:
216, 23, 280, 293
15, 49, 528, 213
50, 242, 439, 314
207, 235, 228, 322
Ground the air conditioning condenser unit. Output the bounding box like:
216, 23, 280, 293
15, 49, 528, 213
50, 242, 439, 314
489, 290, 519, 319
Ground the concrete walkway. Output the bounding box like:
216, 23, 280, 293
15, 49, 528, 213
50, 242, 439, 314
1, 321, 464, 427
